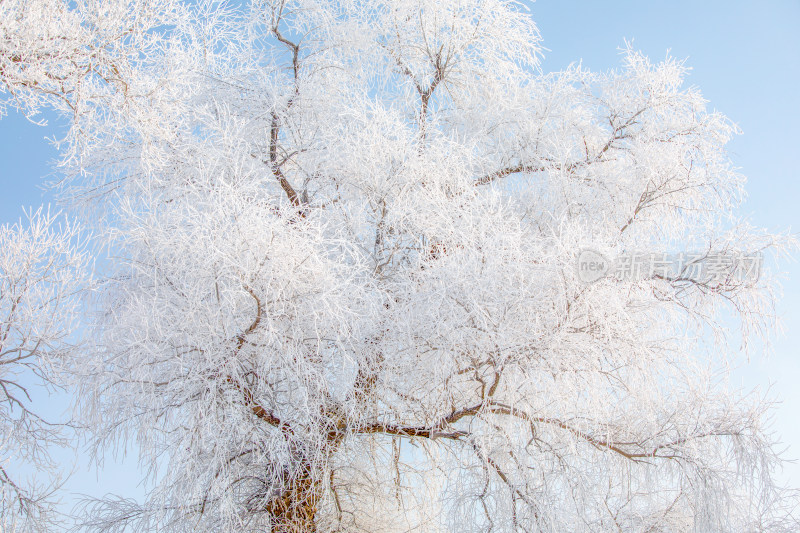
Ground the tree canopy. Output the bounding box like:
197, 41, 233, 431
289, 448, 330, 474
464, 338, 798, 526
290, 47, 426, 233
1, 1, 797, 531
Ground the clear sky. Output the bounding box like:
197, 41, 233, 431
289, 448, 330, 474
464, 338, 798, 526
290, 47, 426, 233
1, 0, 799, 515
525, 0, 800, 487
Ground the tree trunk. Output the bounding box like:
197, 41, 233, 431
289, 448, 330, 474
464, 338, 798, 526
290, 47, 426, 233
267, 470, 321, 533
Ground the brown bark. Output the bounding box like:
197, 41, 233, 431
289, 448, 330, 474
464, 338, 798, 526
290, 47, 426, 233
266, 472, 322, 533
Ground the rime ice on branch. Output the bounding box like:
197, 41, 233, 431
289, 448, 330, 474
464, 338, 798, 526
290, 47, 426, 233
0, 209, 89, 532
2, 0, 798, 531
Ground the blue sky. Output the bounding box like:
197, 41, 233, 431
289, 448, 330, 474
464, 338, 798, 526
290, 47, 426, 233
2, 0, 799, 512
529, 0, 800, 487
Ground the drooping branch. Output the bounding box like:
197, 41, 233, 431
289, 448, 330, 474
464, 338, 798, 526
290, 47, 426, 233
469, 439, 538, 528
484, 403, 737, 463
354, 396, 726, 466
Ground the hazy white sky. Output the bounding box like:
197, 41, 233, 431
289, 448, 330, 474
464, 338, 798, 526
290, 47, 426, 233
2, 0, 799, 512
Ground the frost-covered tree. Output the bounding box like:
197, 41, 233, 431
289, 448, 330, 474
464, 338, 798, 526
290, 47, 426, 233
0, 209, 89, 532
0, 1, 171, 529
0, 0, 179, 118
3, 0, 798, 531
